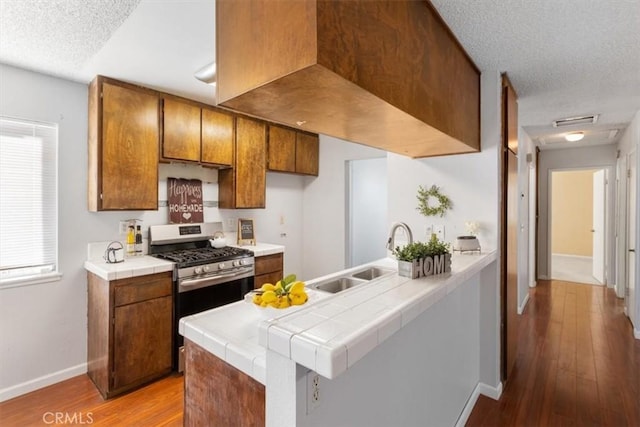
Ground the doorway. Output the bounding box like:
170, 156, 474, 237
549, 168, 606, 285
346, 157, 388, 268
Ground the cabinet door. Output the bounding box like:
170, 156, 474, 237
202, 108, 234, 166
295, 132, 319, 176
235, 117, 267, 208
112, 295, 172, 390
268, 125, 296, 172
163, 98, 201, 162
100, 82, 159, 210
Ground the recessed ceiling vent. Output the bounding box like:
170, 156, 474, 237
552, 114, 599, 128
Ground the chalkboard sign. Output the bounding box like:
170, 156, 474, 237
237, 218, 255, 245
167, 178, 203, 224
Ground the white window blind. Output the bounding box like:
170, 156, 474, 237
0, 117, 58, 285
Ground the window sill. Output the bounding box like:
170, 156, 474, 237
0, 272, 63, 290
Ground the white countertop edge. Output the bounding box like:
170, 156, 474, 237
265, 251, 498, 379
83, 257, 174, 281
232, 242, 285, 258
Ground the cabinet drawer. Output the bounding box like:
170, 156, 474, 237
114, 272, 172, 307
254, 253, 283, 276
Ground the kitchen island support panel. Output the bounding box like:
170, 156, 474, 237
184, 339, 264, 426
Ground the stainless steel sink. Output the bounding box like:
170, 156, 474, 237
311, 277, 366, 294
351, 266, 394, 281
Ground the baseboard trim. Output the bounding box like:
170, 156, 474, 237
455, 382, 502, 427
635, 328, 640, 340
0, 363, 87, 402
529, 280, 537, 288
552, 253, 592, 260
518, 293, 530, 315
538, 275, 550, 280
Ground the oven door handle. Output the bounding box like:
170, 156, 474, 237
178, 269, 252, 289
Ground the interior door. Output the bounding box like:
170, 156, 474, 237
501, 74, 519, 382
592, 169, 606, 283
627, 151, 636, 325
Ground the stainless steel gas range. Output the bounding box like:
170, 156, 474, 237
149, 222, 254, 372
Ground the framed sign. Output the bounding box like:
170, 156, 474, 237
237, 218, 255, 245
167, 177, 203, 223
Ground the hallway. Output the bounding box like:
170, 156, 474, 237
467, 280, 640, 426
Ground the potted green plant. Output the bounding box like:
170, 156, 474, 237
393, 234, 451, 278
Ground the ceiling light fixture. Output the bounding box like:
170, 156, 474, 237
194, 62, 216, 85
564, 132, 585, 142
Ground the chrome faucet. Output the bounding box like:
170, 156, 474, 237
386, 222, 414, 251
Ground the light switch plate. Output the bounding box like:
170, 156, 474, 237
434, 224, 445, 240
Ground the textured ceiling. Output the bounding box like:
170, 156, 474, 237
0, 0, 638, 150
431, 0, 640, 149
0, 0, 140, 80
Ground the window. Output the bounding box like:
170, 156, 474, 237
0, 116, 59, 287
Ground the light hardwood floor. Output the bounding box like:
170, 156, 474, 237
0, 374, 183, 426
1, 280, 638, 427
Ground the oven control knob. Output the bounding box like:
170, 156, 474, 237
218, 263, 225, 270
194, 267, 203, 275
238, 259, 246, 266
203, 265, 210, 273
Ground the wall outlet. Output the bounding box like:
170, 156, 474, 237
306, 372, 321, 414
434, 224, 445, 240
224, 218, 236, 231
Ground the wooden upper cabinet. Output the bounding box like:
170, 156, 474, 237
219, 117, 267, 209
162, 98, 201, 162
268, 125, 296, 173
268, 125, 319, 176
216, 0, 480, 159
88, 77, 159, 211
295, 132, 319, 176
201, 108, 234, 166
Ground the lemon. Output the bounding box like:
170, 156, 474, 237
262, 290, 277, 303
290, 292, 307, 306
252, 294, 262, 305
261, 283, 275, 292
279, 297, 291, 309
288, 281, 305, 294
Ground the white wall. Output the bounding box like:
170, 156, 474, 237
302, 137, 386, 280
616, 110, 640, 336
292, 263, 497, 427
0, 64, 305, 400
537, 145, 617, 284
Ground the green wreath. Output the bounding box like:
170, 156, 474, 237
416, 185, 452, 217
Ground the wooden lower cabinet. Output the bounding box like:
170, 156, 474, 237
254, 253, 284, 289
184, 339, 265, 427
87, 271, 172, 399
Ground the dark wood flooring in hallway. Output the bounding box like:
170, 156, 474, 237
467, 279, 640, 427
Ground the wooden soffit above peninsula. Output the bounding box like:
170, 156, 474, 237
216, 0, 480, 159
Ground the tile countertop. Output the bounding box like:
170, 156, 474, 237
179, 289, 330, 385
84, 256, 174, 281
84, 241, 284, 281
233, 242, 285, 257
180, 250, 497, 384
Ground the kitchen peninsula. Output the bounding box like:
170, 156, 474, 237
180, 251, 499, 426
